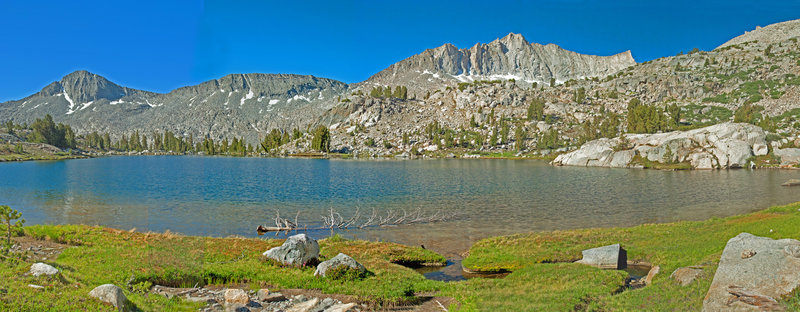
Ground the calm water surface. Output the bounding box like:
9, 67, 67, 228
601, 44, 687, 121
1, 156, 799, 256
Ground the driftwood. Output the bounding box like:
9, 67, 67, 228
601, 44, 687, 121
257, 207, 454, 235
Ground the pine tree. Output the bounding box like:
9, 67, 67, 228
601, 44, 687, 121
0, 205, 24, 245
514, 125, 526, 151
103, 133, 111, 151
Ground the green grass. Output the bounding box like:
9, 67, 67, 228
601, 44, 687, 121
630, 154, 693, 170
5, 202, 800, 311
461, 202, 800, 311
0, 227, 446, 311
0, 143, 86, 162
441, 264, 627, 311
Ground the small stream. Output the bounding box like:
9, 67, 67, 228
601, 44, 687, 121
413, 258, 508, 282
416, 259, 652, 283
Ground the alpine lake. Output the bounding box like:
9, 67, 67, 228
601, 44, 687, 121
2, 156, 799, 279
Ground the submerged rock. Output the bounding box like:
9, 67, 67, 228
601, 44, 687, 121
314, 253, 366, 277
89, 284, 131, 312
29, 263, 59, 277
263, 234, 320, 266
553, 123, 772, 169
702, 233, 800, 311
782, 179, 800, 187
575, 244, 627, 270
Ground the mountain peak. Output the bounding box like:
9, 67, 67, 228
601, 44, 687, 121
55, 70, 127, 104
499, 32, 529, 45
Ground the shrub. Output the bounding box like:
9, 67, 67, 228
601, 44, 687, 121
325, 266, 369, 281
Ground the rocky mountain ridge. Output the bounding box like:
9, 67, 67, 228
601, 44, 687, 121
358, 33, 635, 96
0, 72, 348, 143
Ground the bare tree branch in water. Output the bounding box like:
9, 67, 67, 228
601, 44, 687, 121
256, 207, 455, 235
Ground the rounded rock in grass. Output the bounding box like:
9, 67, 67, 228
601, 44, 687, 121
89, 284, 131, 312
263, 233, 320, 266
671, 267, 704, 286
314, 253, 366, 277
29, 262, 59, 277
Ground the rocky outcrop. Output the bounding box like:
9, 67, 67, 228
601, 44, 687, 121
553, 123, 769, 169
702, 233, 800, 311
263, 234, 320, 266
89, 284, 131, 312
575, 244, 627, 270
718, 19, 800, 49
314, 253, 366, 277
29, 263, 59, 277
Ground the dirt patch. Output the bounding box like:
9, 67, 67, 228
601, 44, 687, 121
9, 236, 69, 261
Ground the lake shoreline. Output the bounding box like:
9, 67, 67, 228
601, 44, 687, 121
6, 152, 800, 172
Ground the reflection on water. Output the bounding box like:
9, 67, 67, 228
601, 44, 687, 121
1, 156, 799, 256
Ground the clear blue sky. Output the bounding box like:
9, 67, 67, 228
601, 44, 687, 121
1, 0, 799, 102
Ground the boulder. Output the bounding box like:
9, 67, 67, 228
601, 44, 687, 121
29, 263, 59, 277
89, 284, 131, 312
671, 267, 704, 286
702, 233, 800, 311
224, 289, 250, 306
753, 143, 769, 156
774, 148, 800, 166
263, 233, 320, 266
314, 253, 366, 277
553, 123, 767, 169
575, 244, 627, 269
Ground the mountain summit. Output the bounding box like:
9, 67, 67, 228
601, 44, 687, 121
361, 32, 635, 93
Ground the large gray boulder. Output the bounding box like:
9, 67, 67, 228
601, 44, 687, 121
774, 148, 800, 166
314, 253, 366, 277
553, 123, 769, 169
702, 233, 800, 311
575, 244, 627, 270
89, 284, 131, 312
29, 263, 59, 277
263, 234, 320, 266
